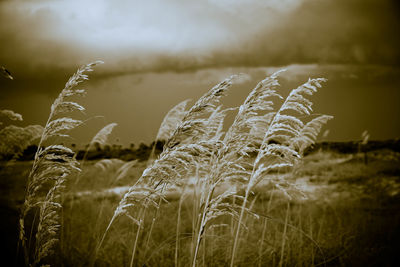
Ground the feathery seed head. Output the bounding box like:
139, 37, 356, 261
90, 123, 118, 149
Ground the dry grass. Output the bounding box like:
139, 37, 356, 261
17, 61, 103, 266
3, 64, 398, 267
1, 150, 400, 266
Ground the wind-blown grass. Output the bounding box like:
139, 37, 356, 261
12, 64, 336, 266
74, 122, 118, 185
91, 71, 332, 267
230, 77, 331, 267
18, 61, 103, 266
147, 99, 190, 164
94, 76, 236, 266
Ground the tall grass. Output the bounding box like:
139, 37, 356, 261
15, 64, 334, 266
96, 76, 235, 266
18, 61, 103, 266
92, 70, 333, 266
230, 77, 332, 266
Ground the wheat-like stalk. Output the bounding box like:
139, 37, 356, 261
114, 76, 235, 219
95, 76, 235, 266
230, 77, 331, 267
156, 99, 191, 142
290, 115, 333, 156
86, 71, 331, 267
74, 122, 118, 185
191, 70, 284, 266
19, 61, 103, 266
165, 77, 233, 150
147, 99, 190, 164
115, 160, 139, 182
93, 158, 125, 172
361, 130, 370, 145
33, 176, 66, 266
90, 123, 118, 149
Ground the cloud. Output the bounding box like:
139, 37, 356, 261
1, 0, 399, 81
0, 0, 399, 104
1, 0, 399, 145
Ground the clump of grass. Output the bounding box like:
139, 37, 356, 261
18, 65, 331, 266
93, 70, 332, 267
96, 76, 236, 266
18, 61, 103, 266
230, 77, 332, 266
191, 70, 286, 266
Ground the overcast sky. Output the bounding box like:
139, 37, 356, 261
0, 0, 399, 146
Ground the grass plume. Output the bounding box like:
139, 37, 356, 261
18, 61, 103, 266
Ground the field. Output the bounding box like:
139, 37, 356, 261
1, 149, 399, 266
2, 1, 400, 266
2, 64, 399, 267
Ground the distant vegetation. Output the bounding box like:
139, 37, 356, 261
9, 139, 400, 162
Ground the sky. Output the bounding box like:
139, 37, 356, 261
0, 0, 399, 146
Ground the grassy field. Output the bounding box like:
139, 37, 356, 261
1, 149, 399, 266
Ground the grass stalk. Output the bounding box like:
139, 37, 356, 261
175, 193, 184, 267
258, 191, 274, 267
279, 202, 290, 267
91, 215, 116, 266
309, 213, 314, 265
192, 186, 214, 267
230, 187, 250, 267
130, 207, 146, 267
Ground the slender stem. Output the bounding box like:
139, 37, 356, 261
175, 194, 184, 267
278, 202, 290, 267
91, 215, 116, 267
258, 218, 268, 267
231, 89, 291, 267
192, 209, 206, 267
210, 227, 214, 266
143, 196, 163, 259
74, 149, 89, 185
130, 207, 145, 267
28, 209, 39, 256
147, 142, 157, 167
130, 222, 141, 267
309, 212, 314, 265
258, 191, 274, 267
141, 183, 166, 262
191, 173, 200, 261
192, 186, 214, 267
202, 233, 206, 267
298, 204, 303, 266
230, 187, 250, 267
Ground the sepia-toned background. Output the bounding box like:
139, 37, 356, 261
0, 0, 399, 146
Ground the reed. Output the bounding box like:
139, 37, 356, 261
18, 61, 103, 266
